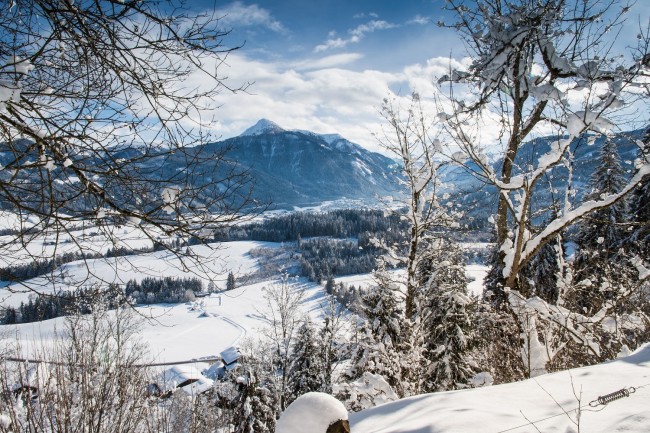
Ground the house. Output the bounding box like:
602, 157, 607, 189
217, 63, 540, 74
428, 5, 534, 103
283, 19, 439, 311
203, 346, 242, 380
150, 363, 213, 398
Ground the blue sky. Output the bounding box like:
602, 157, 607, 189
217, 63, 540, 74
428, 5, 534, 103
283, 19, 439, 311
211, 0, 458, 70
187, 1, 650, 153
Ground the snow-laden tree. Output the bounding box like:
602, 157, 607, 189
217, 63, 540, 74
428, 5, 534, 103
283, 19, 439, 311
519, 211, 563, 304
259, 275, 305, 411
374, 94, 462, 319
0, 0, 260, 292
287, 318, 327, 404
628, 128, 650, 256
575, 138, 629, 260
0, 305, 165, 432
339, 93, 469, 402
231, 362, 278, 433
418, 238, 479, 392
437, 0, 650, 376
571, 137, 630, 313
439, 0, 650, 294
343, 276, 405, 399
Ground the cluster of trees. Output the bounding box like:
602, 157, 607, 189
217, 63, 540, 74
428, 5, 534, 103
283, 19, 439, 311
3, 286, 122, 324
0, 237, 185, 284
1, 0, 650, 430
207, 278, 345, 432
297, 238, 380, 283
3, 275, 206, 324
124, 277, 204, 305
0, 251, 104, 282
335, 0, 650, 408
214, 209, 409, 244
0, 307, 239, 433
324, 278, 365, 312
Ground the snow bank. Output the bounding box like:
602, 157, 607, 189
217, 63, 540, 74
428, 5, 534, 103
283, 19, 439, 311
351, 343, 650, 433
276, 392, 348, 433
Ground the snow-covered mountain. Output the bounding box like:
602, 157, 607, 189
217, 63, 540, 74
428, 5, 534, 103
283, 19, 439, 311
202, 120, 402, 209
239, 119, 286, 136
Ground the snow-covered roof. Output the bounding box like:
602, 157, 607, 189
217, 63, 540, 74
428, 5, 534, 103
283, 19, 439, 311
158, 363, 213, 395
220, 346, 241, 365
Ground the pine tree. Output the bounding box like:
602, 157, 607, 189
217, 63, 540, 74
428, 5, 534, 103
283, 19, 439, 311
232, 358, 278, 433
3, 307, 17, 324
628, 128, 650, 256
418, 239, 478, 392
575, 138, 628, 259
287, 319, 325, 405
226, 272, 236, 292
344, 273, 404, 398
325, 276, 336, 295
572, 138, 629, 314
520, 213, 562, 305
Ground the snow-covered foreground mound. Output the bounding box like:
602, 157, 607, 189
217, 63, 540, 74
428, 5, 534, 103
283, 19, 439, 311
351, 344, 650, 433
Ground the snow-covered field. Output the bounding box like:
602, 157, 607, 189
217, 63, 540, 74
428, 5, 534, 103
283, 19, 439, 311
3, 278, 331, 363
2, 236, 649, 433
0, 240, 276, 308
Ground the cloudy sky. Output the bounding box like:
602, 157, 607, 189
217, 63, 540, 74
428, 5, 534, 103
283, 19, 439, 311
191, 0, 649, 153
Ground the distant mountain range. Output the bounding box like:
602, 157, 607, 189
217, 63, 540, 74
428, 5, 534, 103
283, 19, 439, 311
200, 119, 403, 209
1, 119, 644, 227
440, 129, 645, 232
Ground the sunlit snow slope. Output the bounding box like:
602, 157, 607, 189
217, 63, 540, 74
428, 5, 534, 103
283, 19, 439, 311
351, 344, 650, 433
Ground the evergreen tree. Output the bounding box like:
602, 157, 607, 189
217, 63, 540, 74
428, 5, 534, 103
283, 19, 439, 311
318, 316, 336, 394
419, 239, 478, 392
344, 273, 404, 398
572, 138, 629, 314
3, 307, 17, 324
575, 138, 628, 260
520, 213, 562, 305
232, 366, 277, 433
287, 319, 325, 405
227, 272, 236, 292
628, 128, 650, 256
324, 276, 336, 295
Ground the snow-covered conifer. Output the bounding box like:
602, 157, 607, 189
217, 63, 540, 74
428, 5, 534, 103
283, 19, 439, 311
287, 319, 326, 405
419, 239, 479, 392
342, 275, 404, 403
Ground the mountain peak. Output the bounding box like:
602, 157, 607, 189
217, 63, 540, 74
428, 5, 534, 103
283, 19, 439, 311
239, 119, 285, 137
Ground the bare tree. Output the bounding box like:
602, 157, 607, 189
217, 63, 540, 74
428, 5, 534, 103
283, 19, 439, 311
259, 274, 305, 411
439, 0, 650, 292
436, 0, 650, 375
0, 0, 260, 293
374, 93, 461, 319
0, 306, 154, 432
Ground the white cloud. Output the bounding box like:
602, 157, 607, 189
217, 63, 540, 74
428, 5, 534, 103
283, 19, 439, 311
291, 53, 364, 71
408, 15, 431, 25
216, 2, 286, 33
172, 51, 512, 155
315, 20, 397, 52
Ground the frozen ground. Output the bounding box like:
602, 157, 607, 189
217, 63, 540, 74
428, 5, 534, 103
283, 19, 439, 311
0, 240, 277, 308
351, 343, 650, 433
